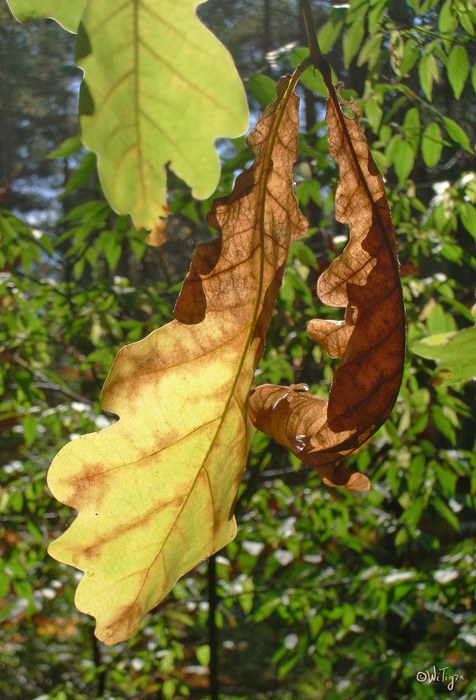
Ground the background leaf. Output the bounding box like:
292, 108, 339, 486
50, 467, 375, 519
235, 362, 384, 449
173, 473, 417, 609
412, 326, 476, 385
421, 122, 443, 167
75, 0, 249, 230
447, 45, 469, 99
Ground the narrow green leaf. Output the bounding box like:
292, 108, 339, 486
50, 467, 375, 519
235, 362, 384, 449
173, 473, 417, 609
102, 235, 122, 271
399, 40, 419, 75
433, 498, 460, 531
421, 122, 442, 167
22, 414, 37, 448
438, 1, 458, 34
394, 140, 415, 182
385, 134, 403, 167
368, 0, 387, 34
418, 53, 438, 101
318, 19, 344, 53
459, 202, 476, 239
48, 134, 83, 159
364, 97, 383, 132
60, 152, 96, 197
442, 117, 473, 153
76, 0, 249, 231
412, 326, 476, 385
472, 63, 476, 93
357, 34, 383, 70
447, 46, 469, 99
6, 0, 86, 32
403, 107, 420, 150
456, 7, 476, 36
343, 16, 365, 68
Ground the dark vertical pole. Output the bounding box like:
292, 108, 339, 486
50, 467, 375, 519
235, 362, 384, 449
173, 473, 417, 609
91, 627, 106, 697
208, 553, 219, 700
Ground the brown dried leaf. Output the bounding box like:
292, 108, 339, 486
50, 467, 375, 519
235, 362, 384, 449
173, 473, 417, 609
249, 97, 405, 491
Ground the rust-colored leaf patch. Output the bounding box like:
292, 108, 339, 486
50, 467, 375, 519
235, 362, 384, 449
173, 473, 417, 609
249, 97, 405, 491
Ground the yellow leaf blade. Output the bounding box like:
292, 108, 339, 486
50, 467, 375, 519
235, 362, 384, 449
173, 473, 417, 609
48, 77, 308, 645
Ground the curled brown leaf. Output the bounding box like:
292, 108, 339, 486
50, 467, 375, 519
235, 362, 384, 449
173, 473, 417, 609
249, 97, 406, 491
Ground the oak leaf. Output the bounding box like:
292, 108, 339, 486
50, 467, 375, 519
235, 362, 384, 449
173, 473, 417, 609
75, 0, 249, 230
249, 97, 405, 491
47, 77, 307, 645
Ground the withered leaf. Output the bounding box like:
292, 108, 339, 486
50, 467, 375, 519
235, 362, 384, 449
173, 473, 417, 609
47, 77, 307, 645
249, 97, 405, 491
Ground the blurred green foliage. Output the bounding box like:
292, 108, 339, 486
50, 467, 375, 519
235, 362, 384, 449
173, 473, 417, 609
1, 0, 476, 699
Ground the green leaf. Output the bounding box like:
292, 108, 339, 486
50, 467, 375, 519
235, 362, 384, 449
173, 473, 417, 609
418, 53, 438, 101
421, 122, 442, 167
403, 107, 420, 150
438, 1, 458, 34
394, 140, 415, 182
357, 34, 383, 70
441, 117, 473, 153
447, 46, 469, 99
76, 0, 249, 231
101, 234, 122, 271
162, 679, 177, 700
400, 40, 420, 75
459, 202, 476, 239
21, 414, 37, 448
290, 48, 327, 97
196, 644, 210, 666
343, 16, 365, 68
456, 6, 476, 36
61, 152, 96, 197
412, 326, 476, 385
48, 134, 83, 159
318, 19, 344, 53
433, 497, 460, 531
364, 97, 383, 132
248, 74, 277, 109
6, 0, 86, 32
385, 134, 403, 166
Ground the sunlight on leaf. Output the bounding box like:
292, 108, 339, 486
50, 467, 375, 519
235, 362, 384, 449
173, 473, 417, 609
47, 77, 307, 645
6, 0, 86, 32
412, 326, 476, 385
249, 97, 406, 491
75, 0, 249, 231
